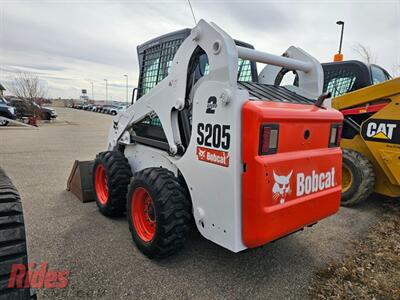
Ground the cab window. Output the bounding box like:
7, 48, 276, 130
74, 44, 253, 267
371, 65, 391, 84
325, 76, 356, 97
142, 58, 160, 95
237, 59, 253, 81
202, 58, 253, 81
138, 39, 184, 98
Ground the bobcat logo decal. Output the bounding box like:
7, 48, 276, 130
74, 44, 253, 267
198, 148, 206, 159
272, 170, 293, 204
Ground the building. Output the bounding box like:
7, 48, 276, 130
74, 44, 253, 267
0, 83, 5, 97
80, 89, 89, 101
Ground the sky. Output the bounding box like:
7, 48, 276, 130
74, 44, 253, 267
0, 0, 399, 101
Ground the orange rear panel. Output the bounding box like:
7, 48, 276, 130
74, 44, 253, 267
242, 101, 343, 248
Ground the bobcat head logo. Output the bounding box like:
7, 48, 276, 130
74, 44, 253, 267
198, 149, 206, 158
113, 121, 118, 130
272, 170, 293, 204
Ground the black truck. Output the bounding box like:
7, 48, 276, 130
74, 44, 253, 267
8, 99, 58, 120
0, 96, 17, 126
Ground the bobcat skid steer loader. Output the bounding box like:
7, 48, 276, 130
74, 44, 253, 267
91, 20, 343, 258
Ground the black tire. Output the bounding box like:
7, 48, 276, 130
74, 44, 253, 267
341, 149, 375, 207
0, 113, 9, 126
127, 168, 191, 259
0, 168, 31, 299
93, 151, 132, 217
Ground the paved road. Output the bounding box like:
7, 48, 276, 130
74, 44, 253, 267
0, 108, 384, 299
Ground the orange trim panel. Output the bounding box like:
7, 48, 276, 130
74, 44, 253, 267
242, 100, 343, 248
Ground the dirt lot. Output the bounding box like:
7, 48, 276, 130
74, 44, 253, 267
311, 198, 400, 299
0, 107, 394, 299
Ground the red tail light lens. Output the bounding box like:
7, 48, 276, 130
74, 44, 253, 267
259, 124, 279, 155
329, 124, 342, 147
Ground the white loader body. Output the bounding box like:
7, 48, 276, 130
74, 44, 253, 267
104, 20, 339, 253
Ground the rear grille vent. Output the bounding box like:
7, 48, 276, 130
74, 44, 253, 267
238, 81, 314, 105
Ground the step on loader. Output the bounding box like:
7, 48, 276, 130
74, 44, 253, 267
79, 20, 343, 258
322, 60, 400, 206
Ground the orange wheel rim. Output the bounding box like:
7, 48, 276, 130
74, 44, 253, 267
95, 164, 108, 205
131, 187, 156, 242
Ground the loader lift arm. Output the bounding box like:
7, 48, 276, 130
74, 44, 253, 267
108, 20, 323, 155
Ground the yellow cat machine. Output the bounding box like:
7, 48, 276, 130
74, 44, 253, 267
322, 60, 400, 206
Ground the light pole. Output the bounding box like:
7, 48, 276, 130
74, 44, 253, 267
104, 79, 108, 104
90, 81, 94, 101
123, 74, 128, 104
334, 20, 345, 61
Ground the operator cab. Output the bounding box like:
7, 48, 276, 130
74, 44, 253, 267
135, 29, 257, 101
260, 60, 393, 100
322, 60, 392, 97
130, 28, 321, 154
132, 29, 258, 151
321, 61, 393, 141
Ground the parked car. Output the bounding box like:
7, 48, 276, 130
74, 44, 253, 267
93, 105, 101, 112
9, 99, 58, 120
100, 105, 115, 114
109, 105, 127, 115
39, 104, 58, 120
0, 96, 16, 126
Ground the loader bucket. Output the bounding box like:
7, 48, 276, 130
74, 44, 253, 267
67, 160, 95, 202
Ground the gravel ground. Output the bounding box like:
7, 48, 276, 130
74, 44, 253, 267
310, 198, 400, 300
0, 108, 388, 299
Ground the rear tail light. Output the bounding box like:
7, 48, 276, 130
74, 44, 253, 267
259, 124, 279, 155
329, 124, 342, 147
